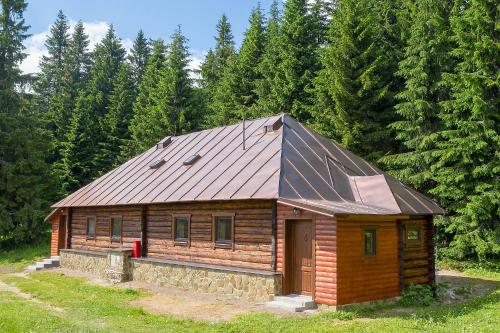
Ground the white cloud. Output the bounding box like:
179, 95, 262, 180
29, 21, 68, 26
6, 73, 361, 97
21, 20, 133, 74
188, 49, 206, 81
21, 31, 48, 74
21, 19, 204, 85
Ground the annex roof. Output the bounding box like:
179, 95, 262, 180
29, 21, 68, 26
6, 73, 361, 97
53, 114, 444, 215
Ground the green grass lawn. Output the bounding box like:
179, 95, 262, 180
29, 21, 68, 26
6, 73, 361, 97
0, 271, 498, 333
0, 244, 498, 332
0, 240, 50, 272
437, 258, 500, 280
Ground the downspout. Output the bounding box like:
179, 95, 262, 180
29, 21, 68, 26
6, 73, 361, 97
398, 219, 405, 293
141, 205, 148, 257
272, 114, 285, 272
66, 207, 73, 249
271, 200, 277, 271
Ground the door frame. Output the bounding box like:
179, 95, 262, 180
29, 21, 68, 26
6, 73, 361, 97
283, 216, 316, 298
58, 214, 67, 254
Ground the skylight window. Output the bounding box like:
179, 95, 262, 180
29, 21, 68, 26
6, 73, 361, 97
183, 154, 201, 166
149, 159, 166, 169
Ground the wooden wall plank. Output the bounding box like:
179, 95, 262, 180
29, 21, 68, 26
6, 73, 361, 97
337, 218, 400, 305
146, 200, 273, 270
69, 200, 274, 270
276, 204, 337, 306
401, 217, 434, 287
50, 220, 59, 256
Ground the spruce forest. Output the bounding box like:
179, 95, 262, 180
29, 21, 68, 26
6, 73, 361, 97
0, 0, 498, 261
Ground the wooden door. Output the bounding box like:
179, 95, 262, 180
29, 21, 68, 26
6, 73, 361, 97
57, 215, 66, 254
286, 220, 313, 295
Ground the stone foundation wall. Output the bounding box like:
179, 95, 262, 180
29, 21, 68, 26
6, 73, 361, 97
130, 259, 282, 303
59, 250, 282, 303
60, 250, 108, 278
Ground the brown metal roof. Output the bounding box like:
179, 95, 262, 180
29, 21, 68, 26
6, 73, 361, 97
53, 114, 444, 215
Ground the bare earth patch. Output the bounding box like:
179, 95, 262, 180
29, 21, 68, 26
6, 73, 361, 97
0, 265, 16, 274
436, 269, 499, 304
124, 280, 312, 322
54, 267, 310, 322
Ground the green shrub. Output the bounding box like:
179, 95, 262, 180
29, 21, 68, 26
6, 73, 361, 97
454, 284, 473, 297
399, 283, 449, 307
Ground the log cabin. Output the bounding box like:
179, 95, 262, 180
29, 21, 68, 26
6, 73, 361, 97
45, 114, 443, 306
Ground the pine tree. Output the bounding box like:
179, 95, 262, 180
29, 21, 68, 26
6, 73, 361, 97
258, 0, 317, 121
101, 64, 135, 167
255, 0, 282, 116
86, 25, 126, 118
34, 10, 69, 115
61, 26, 126, 186
312, 0, 396, 161
212, 14, 235, 79
51, 20, 90, 143
310, 0, 331, 45
431, 0, 499, 259
200, 14, 235, 91
128, 39, 168, 154
157, 26, 195, 135
128, 29, 150, 88
60, 92, 100, 193
200, 14, 236, 125
130, 27, 195, 150
0, 0, 55, 245
210, 5, 266, 125
49, 21, 91, 197
199, 49, 215, 90
86, 26, 126, 176
380, 0, 453, 190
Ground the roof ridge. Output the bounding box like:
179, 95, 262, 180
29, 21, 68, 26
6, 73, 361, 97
158, 114, 284, 143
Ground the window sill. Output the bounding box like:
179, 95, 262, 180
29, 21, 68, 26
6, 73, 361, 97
174, 240, 189, 246
214, 242, 232, 249
110, 238, 122, 243
86, 236, 96, 241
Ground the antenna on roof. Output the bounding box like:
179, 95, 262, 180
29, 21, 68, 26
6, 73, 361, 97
242, 98, 251, 150
242, 116, 246, 150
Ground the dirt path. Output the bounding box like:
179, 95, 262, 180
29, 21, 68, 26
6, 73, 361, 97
436, 269, 499, 304
0, 278, 65, 313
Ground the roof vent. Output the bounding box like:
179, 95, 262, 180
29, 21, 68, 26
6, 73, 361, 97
183, 154, 201, 166
149, 159, 166, 169
262, 117, 283, 134
156, 136, 172, 149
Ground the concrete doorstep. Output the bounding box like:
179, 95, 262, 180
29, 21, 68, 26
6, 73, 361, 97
265, 294, 317, 312
27, 256, 60, 272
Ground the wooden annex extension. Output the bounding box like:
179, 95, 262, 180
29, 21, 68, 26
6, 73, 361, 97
46, 114, 443, 306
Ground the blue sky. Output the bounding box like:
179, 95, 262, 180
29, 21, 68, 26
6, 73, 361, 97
22, 0, 276, 74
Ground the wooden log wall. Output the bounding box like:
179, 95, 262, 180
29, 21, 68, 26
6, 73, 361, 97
146, 200, 274, 271
70, 206, 142, 252
50, 220, 59, 256
336, 218, 400, 305
401, 216, 434, 286
276, 204, 337, 306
